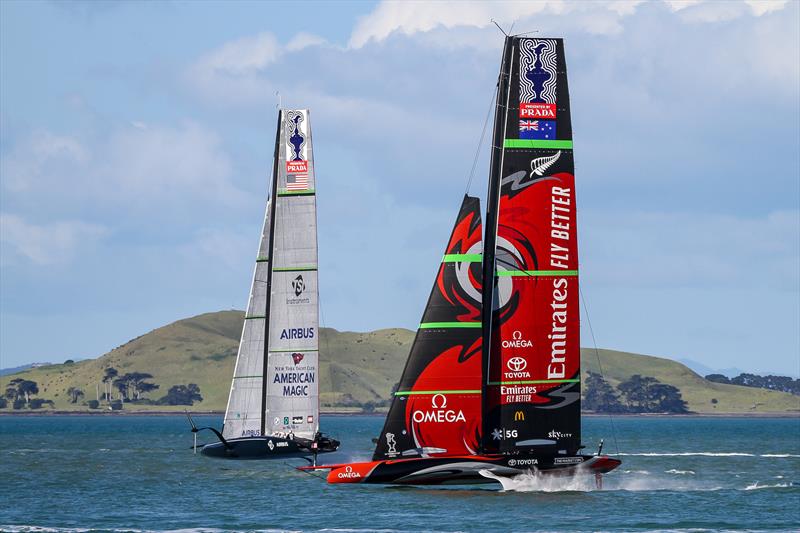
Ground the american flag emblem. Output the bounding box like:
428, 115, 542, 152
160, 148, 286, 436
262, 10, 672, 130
519, 120, 539, 131
286, 172, 309, 191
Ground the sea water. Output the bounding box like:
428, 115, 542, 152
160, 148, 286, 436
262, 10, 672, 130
1, 415, 798, 532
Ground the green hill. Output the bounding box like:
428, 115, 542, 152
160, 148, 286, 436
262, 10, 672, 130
1, 310, 797, 414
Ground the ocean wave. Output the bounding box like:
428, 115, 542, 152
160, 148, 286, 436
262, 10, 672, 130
665, 469, 695, 475
744, 482, 793, 490
622, 469, 651, 474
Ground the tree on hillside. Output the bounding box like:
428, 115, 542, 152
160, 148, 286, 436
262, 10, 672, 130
705, 374, 730, 384
617, 375, 657, 411
67, 387, 84, 404
103, 367, 118, 402
158, 384, 203, 406
584, 372, 626, 413
616, 375, 689, 413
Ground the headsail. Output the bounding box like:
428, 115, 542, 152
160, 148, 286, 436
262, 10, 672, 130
223, 200, 272, 439
482, 37, 581, 455
373, 196, 483, 460
223, 109, 320, 441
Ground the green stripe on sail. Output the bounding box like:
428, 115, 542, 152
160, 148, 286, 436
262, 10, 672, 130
504, 139, 573, 149
442, 253, 482, 262
419, 322, 481, 329
269, 348, 318, 353
256, 257, 269, 263
496, 270, 578, 277
244, 315, 266, 320
272, 266, 317, 272
487, 379, 580, 386
395, 390, 481, 396
277, 189, 315, 196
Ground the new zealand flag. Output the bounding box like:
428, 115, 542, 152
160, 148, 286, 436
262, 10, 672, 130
519, 119, 556, 140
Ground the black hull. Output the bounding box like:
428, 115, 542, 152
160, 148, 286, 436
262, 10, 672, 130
201, 436, 337, 460
312, 454, 621, 485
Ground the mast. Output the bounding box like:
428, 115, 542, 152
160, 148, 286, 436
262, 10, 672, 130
260, 110, 282, 436
480, 36, 514, 453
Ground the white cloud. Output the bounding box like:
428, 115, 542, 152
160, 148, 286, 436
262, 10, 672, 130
286, 32, 327, 52
0, 213, 109, 265
192, 32, 280, 76
1, 121, 245, 219
348, 0, 789, 47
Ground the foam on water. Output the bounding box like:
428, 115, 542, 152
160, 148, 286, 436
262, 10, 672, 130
616, 452, 800, 457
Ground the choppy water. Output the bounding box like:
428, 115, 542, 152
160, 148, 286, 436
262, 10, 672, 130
1, 415, 798, 532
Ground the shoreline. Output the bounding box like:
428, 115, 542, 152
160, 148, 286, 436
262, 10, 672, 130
1, 410, 797, 418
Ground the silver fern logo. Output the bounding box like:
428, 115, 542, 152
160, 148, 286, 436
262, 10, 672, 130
530, 151, 561, 177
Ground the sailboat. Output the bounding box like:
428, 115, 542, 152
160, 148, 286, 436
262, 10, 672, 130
195, 109, 339, 460
302, 36, 620, 484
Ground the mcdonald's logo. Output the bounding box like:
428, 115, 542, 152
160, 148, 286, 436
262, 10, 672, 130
514, 411, 525, 421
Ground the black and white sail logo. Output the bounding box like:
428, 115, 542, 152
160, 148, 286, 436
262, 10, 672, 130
287, 274, 311, 305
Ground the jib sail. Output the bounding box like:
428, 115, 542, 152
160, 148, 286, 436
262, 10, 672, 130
482, 37, 582, 455
373, 196, 483, 460
223, 109, 320, 441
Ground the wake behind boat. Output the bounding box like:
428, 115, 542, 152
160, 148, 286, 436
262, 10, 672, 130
193, 109, 339, 460
302, 35, 620, 484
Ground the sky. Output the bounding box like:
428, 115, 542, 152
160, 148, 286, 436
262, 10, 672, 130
0, 0, 798, 376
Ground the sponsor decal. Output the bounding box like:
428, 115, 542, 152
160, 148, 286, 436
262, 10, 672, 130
502, 330, 533, 349
273, 417, 280, 425
504, 355, 531, 381
514, 411, 525, 422
520, 39, 557, 107
286, 160, 308, 174
501, 384, 537, 404
287, 275, 311, 304
273, 368, 315, 397
276, 441, 289, 448
547, 184, 574, 379
508, 458, 538, 467
385, 432, 397, 456
242, 429, 260, 437
547, 430, 573, 439
520, 102, 556, 119
291, 352, 304, 365
411, 393, 466, 424
285, 110, 307, 163
530, 151, 561, 177
519, 119, 556, 140
307, 415, 314, 424
337, 465, 362, 479
283, 417, 290, 425
267, 439, 275, 451
491, 428, 519, 440
292, 416, 303, 424
280, 327, 315, 340
554, 457, 583, 465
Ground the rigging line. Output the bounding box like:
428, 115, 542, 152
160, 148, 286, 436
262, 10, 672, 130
579, 284, 621, 457
464, 89, 497, 195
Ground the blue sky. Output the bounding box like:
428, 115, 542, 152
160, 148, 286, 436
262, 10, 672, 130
1, 0, 798, 375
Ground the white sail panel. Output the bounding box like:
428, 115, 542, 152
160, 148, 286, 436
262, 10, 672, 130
265, 109, 319, 440
223, 202, 271, 439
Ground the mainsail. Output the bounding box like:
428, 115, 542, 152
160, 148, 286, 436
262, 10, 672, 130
373, 196, 483, 460
223, 109, 319, 441
482, 37, 581, 455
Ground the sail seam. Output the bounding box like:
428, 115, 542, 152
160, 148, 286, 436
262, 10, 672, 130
269, 348, 318, 353
277, 189, 315, 196
272, 266, 317, 272
442, 253, 482, 262
244, 315, 266, 320
419, 322, 481, 329
487, 379, 580, 385
395, 390, 481, 396
496, 269, 578, 277
504, 139, 573, 149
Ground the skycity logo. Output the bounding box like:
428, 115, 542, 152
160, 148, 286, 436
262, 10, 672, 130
411, 394, 466, 424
